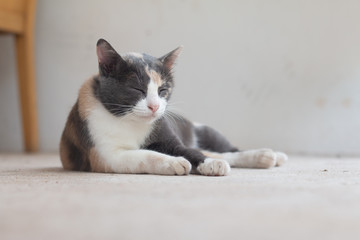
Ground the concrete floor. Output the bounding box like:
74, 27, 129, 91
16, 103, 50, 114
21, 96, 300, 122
1, 154, 360, 240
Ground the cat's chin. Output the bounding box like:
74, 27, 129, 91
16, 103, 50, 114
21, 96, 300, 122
134, 114, 161, 123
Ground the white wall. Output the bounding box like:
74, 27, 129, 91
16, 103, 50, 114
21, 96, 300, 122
1, 0, 360, 156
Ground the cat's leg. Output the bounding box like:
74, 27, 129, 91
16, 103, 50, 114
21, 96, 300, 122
201, 149, 288, 169
194, 124, 287, 168
90, 149, 191, 175
146, 142, 230, 176
194, 124, 239, 153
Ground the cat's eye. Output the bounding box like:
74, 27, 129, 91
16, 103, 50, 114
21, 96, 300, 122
133, 88, 145, 95
158, 88, 168, 96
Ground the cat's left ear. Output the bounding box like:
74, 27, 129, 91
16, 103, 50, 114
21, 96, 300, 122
96, 38, 126, 76
159, 46, 183, 71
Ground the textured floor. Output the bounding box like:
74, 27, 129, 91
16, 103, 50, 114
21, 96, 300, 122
1, 154, 360, 240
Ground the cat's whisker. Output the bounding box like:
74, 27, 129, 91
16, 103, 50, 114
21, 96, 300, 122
166, 108, 183, 118
108, 107, 134, 116
164, 109, 184, 124
102, 103, 133, 108
166, 102, 183, 111
163, 113, 177, 128
167, 100, 184, 106
122, 111, 135, 119
165, 110, 183, 121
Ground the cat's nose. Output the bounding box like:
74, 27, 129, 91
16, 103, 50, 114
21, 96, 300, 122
148, 104, 159, 113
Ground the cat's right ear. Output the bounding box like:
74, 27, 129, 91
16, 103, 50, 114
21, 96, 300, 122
159, 46, 183, 71
96, 39, 125, 76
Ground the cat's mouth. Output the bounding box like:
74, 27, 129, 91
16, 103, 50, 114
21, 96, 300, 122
137, 111, 165, 122
136, 113, 159, 121
140, 115, 155, 120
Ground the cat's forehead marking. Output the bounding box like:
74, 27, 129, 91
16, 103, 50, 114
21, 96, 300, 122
145, 67, 163, 87
122, 53, 146, 66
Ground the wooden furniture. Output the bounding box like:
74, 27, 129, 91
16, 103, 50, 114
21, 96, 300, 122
0, 0, 38, 152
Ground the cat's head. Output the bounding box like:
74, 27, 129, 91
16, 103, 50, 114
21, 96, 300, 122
94, 38, 182, 123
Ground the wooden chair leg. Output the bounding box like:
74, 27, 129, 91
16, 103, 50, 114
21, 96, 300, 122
15, 33, 38, 152
15, 0, 38, 152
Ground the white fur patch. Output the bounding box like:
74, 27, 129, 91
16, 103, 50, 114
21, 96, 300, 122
146, 80, 161, 110
87, 102, 153, 150
87, 102, 153, 169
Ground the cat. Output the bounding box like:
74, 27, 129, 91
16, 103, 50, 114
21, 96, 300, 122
60, 38, 288, 176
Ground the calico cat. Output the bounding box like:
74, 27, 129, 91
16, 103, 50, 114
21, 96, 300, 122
60, 39, 288, 176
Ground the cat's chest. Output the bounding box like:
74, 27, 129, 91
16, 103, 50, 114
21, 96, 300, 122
87, 104, 152, 151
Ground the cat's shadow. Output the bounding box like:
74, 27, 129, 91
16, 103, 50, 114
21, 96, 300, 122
32, 167, 64, 172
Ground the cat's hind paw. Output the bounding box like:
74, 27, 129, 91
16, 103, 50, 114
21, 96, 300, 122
197, 158, 230, 176
275, 152, 288, 167
252, 149, 277, 169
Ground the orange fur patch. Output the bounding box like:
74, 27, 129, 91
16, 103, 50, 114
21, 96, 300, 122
78, 76, 98, 119
89, 147, 106, 173
146, 68, 163, 86
201, 151, 224, 159
60, 111, 81, 170
59, 137, 72, 170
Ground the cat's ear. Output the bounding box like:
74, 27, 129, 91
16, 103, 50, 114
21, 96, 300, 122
96, 39, 126, 76
159, 46, 183, 71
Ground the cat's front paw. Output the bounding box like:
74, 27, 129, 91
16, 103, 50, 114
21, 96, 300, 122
166, 157, 192, 175
253, 149, 277, 168
197, 158, 230, 176
275, 152, 288, 167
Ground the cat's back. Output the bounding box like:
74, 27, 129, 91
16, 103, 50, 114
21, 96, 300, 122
59, 77, 97, 171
